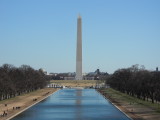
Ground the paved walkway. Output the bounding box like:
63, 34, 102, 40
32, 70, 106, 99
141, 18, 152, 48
98, 89, 160, 120
0, 88, 58, 120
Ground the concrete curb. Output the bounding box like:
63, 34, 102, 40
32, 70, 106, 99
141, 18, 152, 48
96, 89, 133, 120
6, 89, 60, 120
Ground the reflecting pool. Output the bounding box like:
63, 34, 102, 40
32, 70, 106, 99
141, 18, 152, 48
12, 89, 131, 120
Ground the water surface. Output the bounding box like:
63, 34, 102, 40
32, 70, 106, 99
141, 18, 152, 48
12, 89, 131, 120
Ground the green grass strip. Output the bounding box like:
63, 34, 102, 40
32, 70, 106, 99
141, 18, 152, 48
101, 88, 160, 113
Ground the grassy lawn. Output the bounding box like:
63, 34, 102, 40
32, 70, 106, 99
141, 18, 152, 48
50, 80, 104, 87
0, 88, 55, 104
101, 88, 160, 112
50, 80, 102, 83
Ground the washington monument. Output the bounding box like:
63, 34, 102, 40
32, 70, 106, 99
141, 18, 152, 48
75, 15, 82, 80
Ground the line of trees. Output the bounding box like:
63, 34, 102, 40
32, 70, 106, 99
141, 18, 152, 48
107, 65, 160, 103
0, 64, 48, 101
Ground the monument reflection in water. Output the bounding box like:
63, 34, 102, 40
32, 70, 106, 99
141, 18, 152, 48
12, 89, 131, 120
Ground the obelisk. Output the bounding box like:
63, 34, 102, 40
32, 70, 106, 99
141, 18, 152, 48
75, 15, 82, 80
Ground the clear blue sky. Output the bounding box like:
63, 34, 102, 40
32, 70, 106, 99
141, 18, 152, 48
0, 0, 160, 73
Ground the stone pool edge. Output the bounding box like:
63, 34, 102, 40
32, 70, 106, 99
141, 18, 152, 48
6, 89, 60, 120
96, 89, 133, 120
